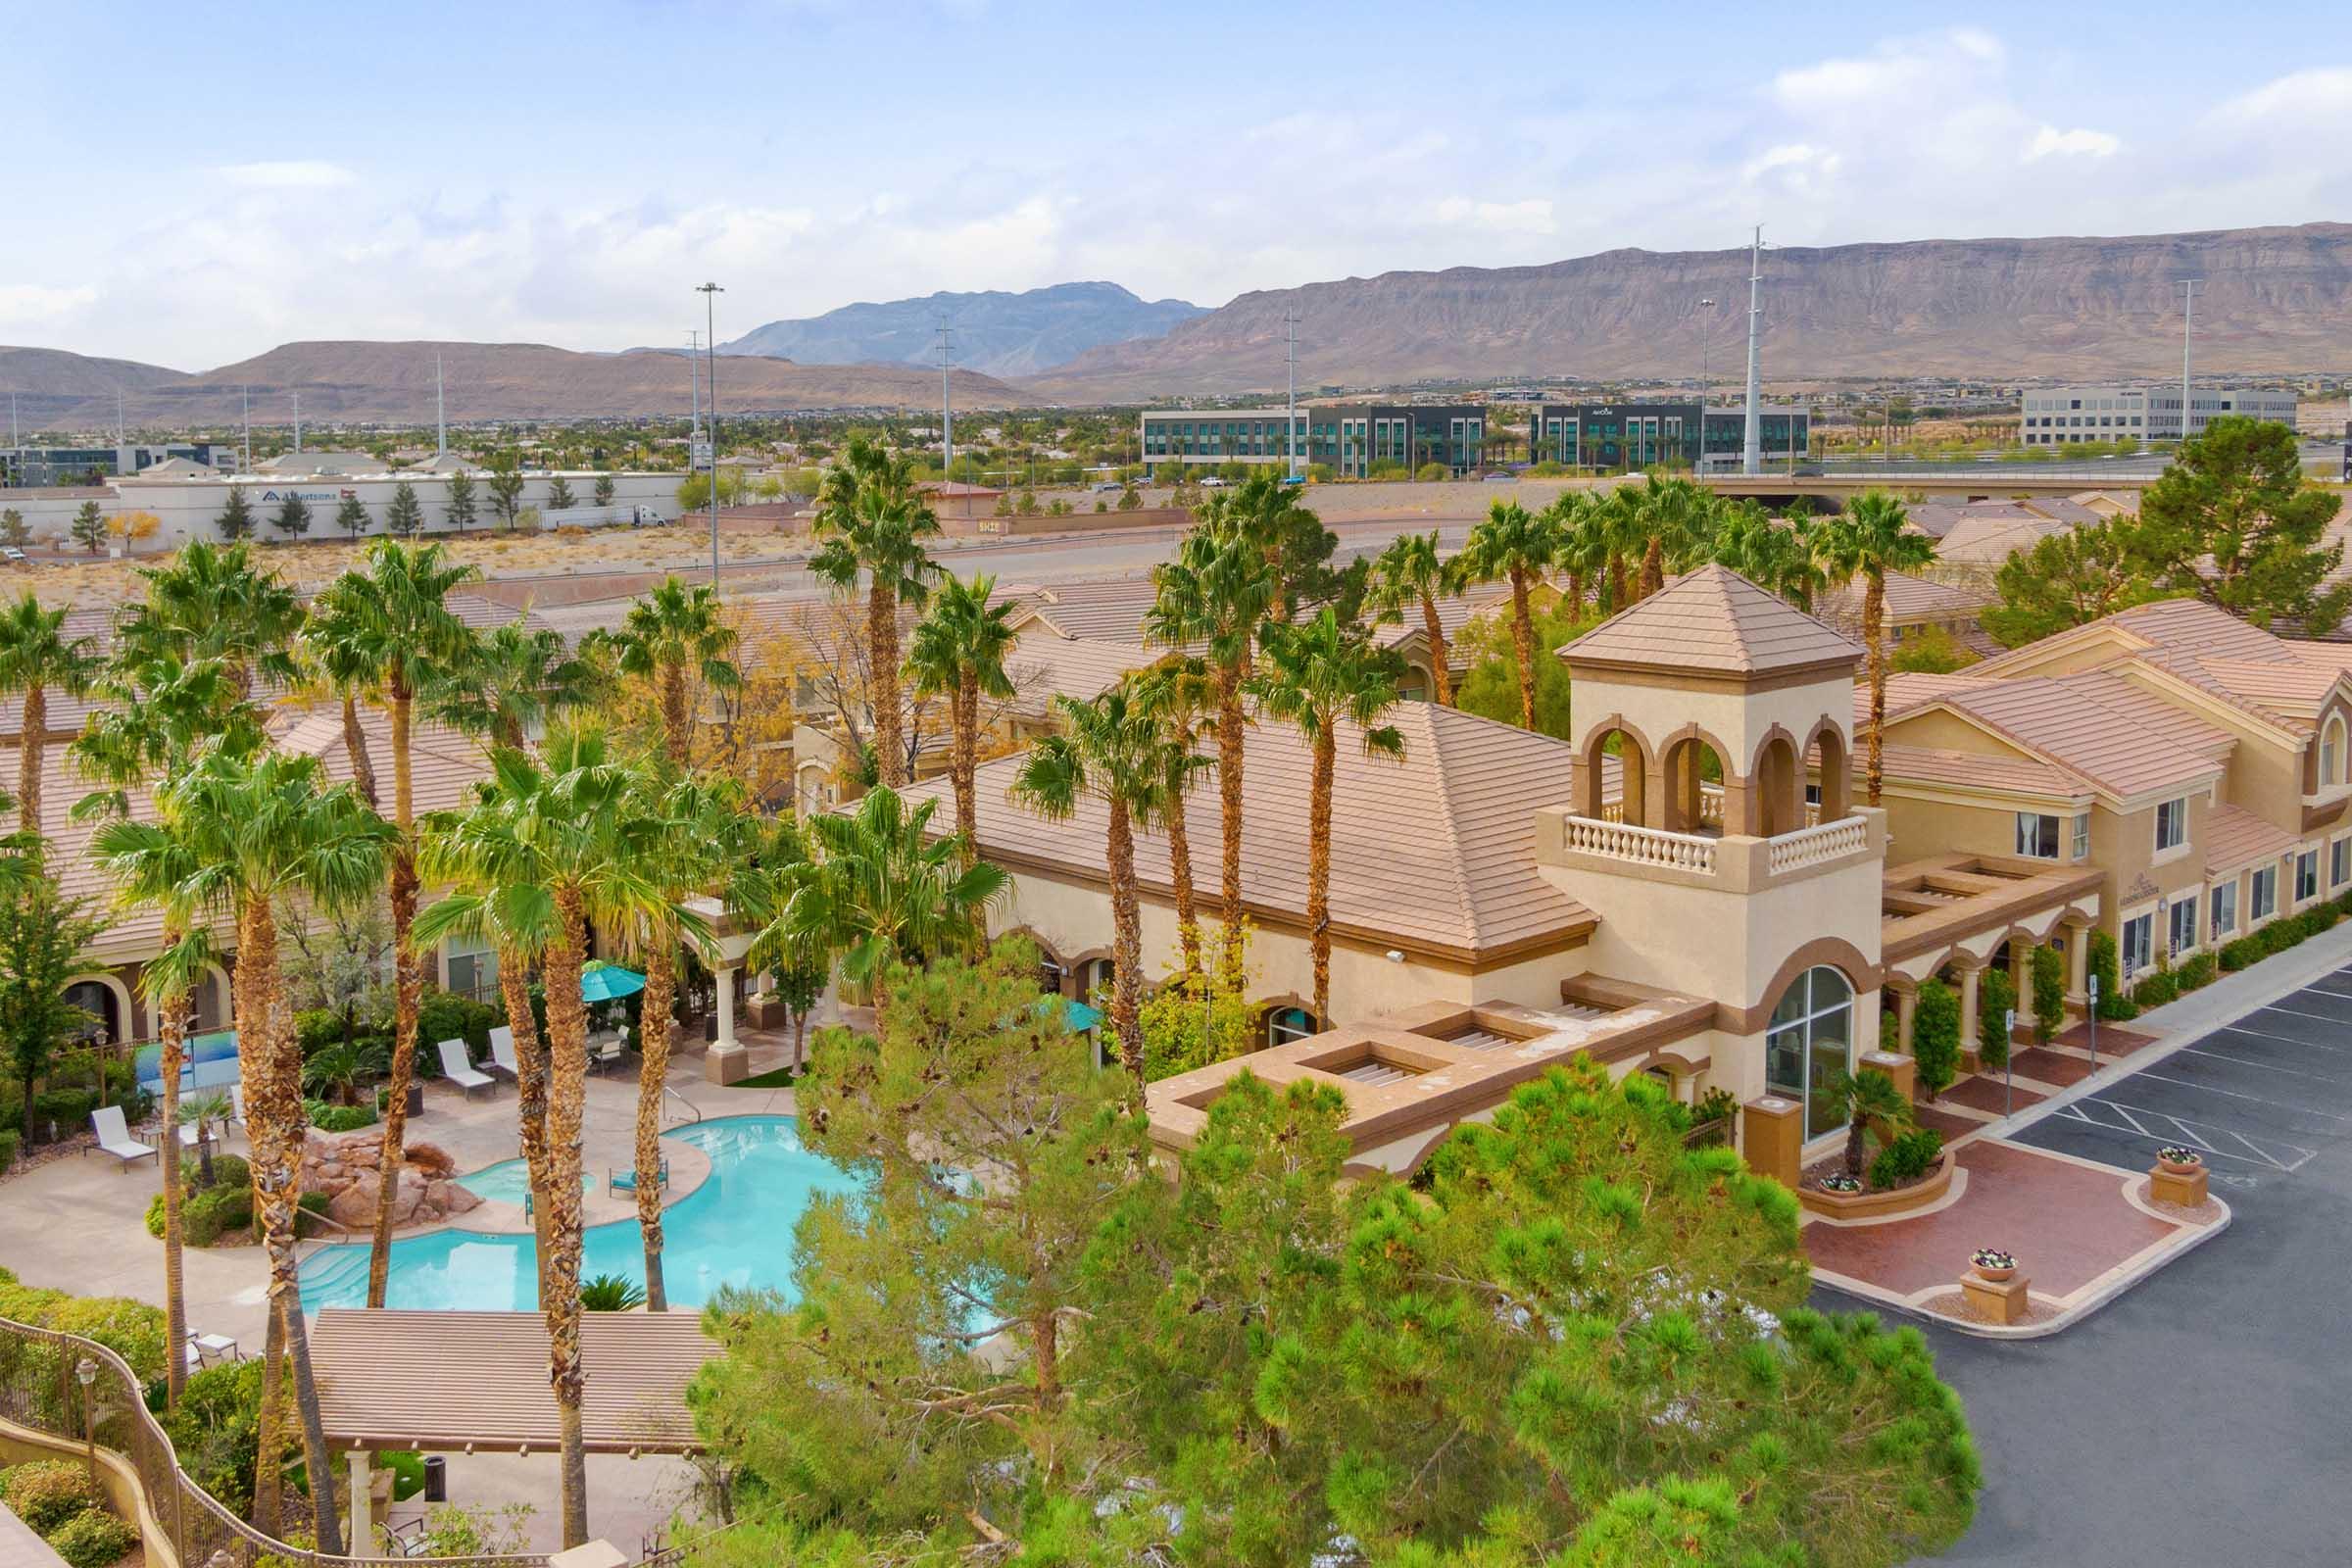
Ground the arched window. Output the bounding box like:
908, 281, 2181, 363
61, 980, 120, 1046
2324, 714, 2346, 788
1267, 1006, 1316, 1048
1764, 966, 1853, 1139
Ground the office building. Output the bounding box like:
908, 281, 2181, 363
0, 443, 235, 487
1141, 403, 1488, 477
2018, 385, 2298, 446
1529, 402, 1809, 472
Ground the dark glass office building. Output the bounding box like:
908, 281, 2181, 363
0, 443, 233, 487
1530, 403, 1808, 472
1141, 403, 1487, 476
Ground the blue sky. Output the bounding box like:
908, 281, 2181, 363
6, 0, 2349, 368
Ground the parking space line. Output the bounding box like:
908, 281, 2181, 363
2126, 1068, 2352, 1123
2210, 1023, 2352, 1054
2172, 1046, 2352, 1085
2050, 1099, 2317, 1172
2252, 1003, 2352, 1027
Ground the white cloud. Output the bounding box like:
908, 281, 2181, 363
216, 161, 358, 190
0, 283, 99, 323
2216, 67, 2352, 122
1433, 198, 1555, 236
2025, 125, 2122, 161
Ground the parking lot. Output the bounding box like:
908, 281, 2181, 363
1822, 961, 2352, 1566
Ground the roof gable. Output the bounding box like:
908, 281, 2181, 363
1562, 564, 1860, 677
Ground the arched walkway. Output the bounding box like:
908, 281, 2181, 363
1751, 730, 1803, 838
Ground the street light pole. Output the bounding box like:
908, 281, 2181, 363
2176, 278, 2203, 447
699, 282, 724, 590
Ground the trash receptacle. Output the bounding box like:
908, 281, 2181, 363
422, 1454, 447, 1502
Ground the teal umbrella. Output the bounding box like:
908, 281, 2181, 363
1062, 998, 1103, 1032
580, 963, 646, 1003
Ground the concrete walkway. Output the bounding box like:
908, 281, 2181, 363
0, 1502, 69, 1567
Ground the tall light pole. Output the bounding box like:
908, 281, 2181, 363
699, 282, 723, 589
1741, 228, 1764, 476
2176, 278, 2203, 447
1697, 297, 1717, 395
435, 351, 447, 458
938, 321, 955, 482
1285, 311, 1301, 478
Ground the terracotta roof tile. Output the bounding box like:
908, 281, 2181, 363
1562, 564, 1860, 676
1898, 671, 2230, 801
2204, 803, 2300, 875
1874, 744, 2084, 798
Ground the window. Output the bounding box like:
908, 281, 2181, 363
2324, 716, 2346, 788
2072, 813, 2091, 860
2168, 896, 2199, 956
2253, 864, 2278, 920
2211, 880, 2237, 939
2122, 911, 2155, 976
445, 936, 499, 1003
1764, 966, 1855, 1140
1267, 1006, 1316, 1049
2336, 838, 2351, 888
2296, 850, 2320, 903
2155, 797, 2187, 853
2015, 811, 2061, 858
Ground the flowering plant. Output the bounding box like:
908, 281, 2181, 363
1819, 1173, 1862, 1193
1971, 1248, 2016, 1271
2157, 1146, 2202, 1167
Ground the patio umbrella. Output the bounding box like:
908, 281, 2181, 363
580, 963, 646, 1004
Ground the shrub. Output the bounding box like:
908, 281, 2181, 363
1868, 1127, 1944, 1190
158, 1358, 262, 1514
308, 1102, 376, 1133
28, 1088, 97, 1141
2219, 935, 2260, 971
2088, 930, 2132, 1019
0, 1128, 18, 1173
2178, 952, 2219, 991
1414, 462, 1449, 483
205, 1153, 251, 1193
579, 1273, 646, 1311
182, 1184, 253, 1247
0, 1280, 171, 1386
1976, 969, 2016, 1071
47, 1508, 137, 1568
2132, 970, 2180, 1008
0, 1460, 99, 1531
1911, 979, 1961, 1099
294, 1007, 349, 1056
2031, 945, 2065, 1045
415, 990, 498, 1069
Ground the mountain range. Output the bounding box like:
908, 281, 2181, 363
1031, 222, 2352, 399
717, 281, 1205, 378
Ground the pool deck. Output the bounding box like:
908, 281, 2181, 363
0, 1027, 814, 1554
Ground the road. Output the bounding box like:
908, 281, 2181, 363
1819, 956, 2352, 1566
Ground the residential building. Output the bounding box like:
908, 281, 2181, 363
1528, 402, 1809, 472
2018, 384, 2298, 446
1141, 403, 1488, 476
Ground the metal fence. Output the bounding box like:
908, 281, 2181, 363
0, 1313, 548, 1568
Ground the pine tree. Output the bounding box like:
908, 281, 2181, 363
444, 471, 477, 533
385, 480, 423, 538
71, 501, 107, 554
592, 472, 615, 509
545, 476, 577, 512
487, 456, 526, 530
270, 494, 313, 538
215, 485, 256, 541
334, 495, 370, 540
0, 509, 26, 547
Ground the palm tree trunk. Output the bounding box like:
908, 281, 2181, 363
254, 1296, 284, 1532
17, 681, 40, 839
661, 658, 690, 764
1308, 725, 1336, 1030
339, 693, 378, 811
1509, 567, 1536, 731
1641, 537, 1664, 599
243, 898, 341, 1552
634, 928, 677, 1310
156, 939, 188, 1408
1567, 570, 1586, 616
870, 583, 905, 789
1214, 657, 1246, 971
1865, 570, 1887, 806
497, 945, 556, 1308
543, 885, 594, 1548
1607, 554, 1628, 614
367, 684, 422, 1310
232, 899, 283, 1533
1105, 799, 1144, 1094
1420, 591, 1452, 708
1165, 781, 1200, 976
952, 670, 978, 867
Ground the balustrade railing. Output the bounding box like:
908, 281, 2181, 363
1766, 814, 1871, 873
1560, 815, 1717, 873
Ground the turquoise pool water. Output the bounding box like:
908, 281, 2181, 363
298, 1115, 862, 1312
455, 1158, 593, 1206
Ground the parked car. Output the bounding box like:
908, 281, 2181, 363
1483, 470, 1519, 482
1200, 476, 1229, 488
0, 547, 24, 564
1092, 481, 1123, 493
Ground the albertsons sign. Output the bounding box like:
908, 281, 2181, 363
260, 489, 357, 503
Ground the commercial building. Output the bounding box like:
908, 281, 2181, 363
1529, 402, 1809, 472
1141, 403, 1488, 476
2018, 385, 2298, 446
1, 443, 235, 487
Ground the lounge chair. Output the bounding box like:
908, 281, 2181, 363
228, 1083, 248, 1133
609, 1157, 669, 1196
435, 1039, 496, 1100
88, 1106, 158, 1170
486, 1026, 520, 1080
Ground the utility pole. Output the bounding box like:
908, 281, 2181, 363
241, 386, 251, 471
938, 321, 955, 482
2177, 278, 2203, 446
1285, 311, 1301, 478
699, 281, 723, 590
1741, 227, 1764, 476
293, 391, 302, 457
435, 352, 447, 457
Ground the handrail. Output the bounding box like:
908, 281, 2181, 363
0, 1313, 549, 1568
662, 1085, 704, 1125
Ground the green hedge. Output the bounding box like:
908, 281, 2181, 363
1869, 1127, 1943, 1191
2088, 930, 2134, 1019
2031, 945, 2065, 1045
415, 990, 500, 1074
48, 1508, 137, 1568
0, 1270, 171, 1388
2218, 900, 2352, 973
1912, 979, 1961, 1099
0, 1460, 100, 1531
308, 1100, 377, 1133
27, 1087, 98, 1142
2132, 969, 2179, 1008
1977, 969, 2016, 1071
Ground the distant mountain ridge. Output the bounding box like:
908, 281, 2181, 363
719, 281, 1205, 377
1031, 222, 2352, 399
7, 339, 1043, 428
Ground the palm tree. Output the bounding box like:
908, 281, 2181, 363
1834, 1066, 1917, 1179
91, 745, 391, 1552
809, 436, 943, 789
430, 617, 600, 750
1367, 531, 1458, 708
1129, 654, 1218, 976
0, 592, 100, 843
1815, 491, 1936, 807
596, 575, 742, 766
1452, 500, 1563, 731
904, 573, 1017, 863
761, 785, 1006, 1027
1147, 516, 1275, 969
1714, 501, 1826, 611
1630, 472, 1716, 598
303, 538, 481, 1310
1012, 682, 1167, 1085
115, 540, 304, 699
410, 723, 653, 1547
1549, 491, 1608, 617
1250, 612, 1407, 1030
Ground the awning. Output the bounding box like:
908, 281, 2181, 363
306, 1309, 717, 1454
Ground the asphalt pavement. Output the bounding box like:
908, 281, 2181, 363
1819, 959, 2352, 1566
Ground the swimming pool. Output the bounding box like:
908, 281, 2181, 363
298, 1115, 863, 1312
454, 1158, 593, 1206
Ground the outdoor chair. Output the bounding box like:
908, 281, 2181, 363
486, 1026, 520, 1079
585, 1033, 628, 1076
609, 1157, 670, 1196
87, 1106, 157, 1170
183, 1330, 239, 1373
228, 1084, 249, 1133
435, 1039, 497, 1100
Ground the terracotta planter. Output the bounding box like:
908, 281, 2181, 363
2159, 1157, 2202, 1176
1974, 1264, 2017, 1284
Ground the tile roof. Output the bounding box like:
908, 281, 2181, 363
1008, 577, 1165, 642
1934, 512, 2078, 565
1882, 670, 2231, 801
2203, 803, 2300, 875
1817, 569, 1989, 633
906, 701, 1596, 959
1873, 744, 2085, 799
1561, 564, 1861, 677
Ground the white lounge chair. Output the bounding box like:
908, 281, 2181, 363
486, 1026, 520, 1080
229, 1084, 248, 1133
88, 1105, 158, 1170
436, 1039, 496, 1100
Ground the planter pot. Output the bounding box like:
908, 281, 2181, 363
1973, 1264, 2017, 1284
2159, 1157, 2202, 1176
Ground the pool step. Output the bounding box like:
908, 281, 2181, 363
299, 1244, 372, 1306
